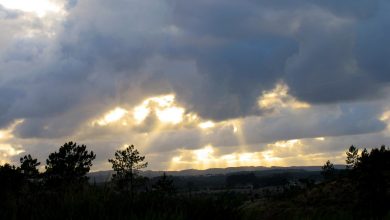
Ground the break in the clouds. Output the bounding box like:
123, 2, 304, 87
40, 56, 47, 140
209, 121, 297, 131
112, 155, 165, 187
1, 0, 390, 170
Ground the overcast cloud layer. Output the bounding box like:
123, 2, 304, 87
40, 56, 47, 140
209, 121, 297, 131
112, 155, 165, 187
1, 0, 390, 170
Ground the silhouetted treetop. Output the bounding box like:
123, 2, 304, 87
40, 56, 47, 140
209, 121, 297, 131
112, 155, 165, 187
45, 141, 96, 184
346, 145, 359, 169
109, 145, 147, 196
20, 154, 40, 179
321, 160, 335, 180
0, 163, 24, 192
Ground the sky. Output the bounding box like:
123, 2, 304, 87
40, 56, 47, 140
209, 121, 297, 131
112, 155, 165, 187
1, 0, 390, 171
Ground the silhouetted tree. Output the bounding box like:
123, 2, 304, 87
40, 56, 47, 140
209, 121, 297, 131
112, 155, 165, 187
345, 145, 359, 169
352, 146, 390, 218
153, 172, 175, 196
321, 160, 335, 180
0, 164, 24, 194
108, 145, 148, 198
20, 154, 40, 179
45, 141, 96, 186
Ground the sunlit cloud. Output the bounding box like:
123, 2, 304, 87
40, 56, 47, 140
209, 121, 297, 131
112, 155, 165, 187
133, 105, 150, 124
258, 82, 310, 111
169, 145, 269, 170
0, 120, 24, 140
168, 138, 343, 170
269, 139, 301, 148
131, 94, 185, 125
379, 110, 390, 136
199, 121, 215, 129
156, 107, 184, 125
94, 107, 128, 126
194, 145, 214, 162
0, 0, 64, 17
0, 144, 24, 157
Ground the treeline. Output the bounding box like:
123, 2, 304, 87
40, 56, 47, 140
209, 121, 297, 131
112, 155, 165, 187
0, 143, 389, 219
0, 142, 243, 220
242, 145, 390, 220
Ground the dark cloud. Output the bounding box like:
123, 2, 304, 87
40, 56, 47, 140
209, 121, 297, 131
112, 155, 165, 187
1, 0, 390, 140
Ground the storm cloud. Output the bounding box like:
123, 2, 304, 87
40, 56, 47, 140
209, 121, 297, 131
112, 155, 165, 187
1, 0, 390, 170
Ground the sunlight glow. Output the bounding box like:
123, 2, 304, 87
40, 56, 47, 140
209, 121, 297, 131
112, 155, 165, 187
258, 83, 310, 110
272, 139, 300, 148
156, 107, 184, 125
199, 121, 215, 129
0, 144, 24, 157
194, 145, 214, 162
0, 0, 62, 17
133, 105, 150, 124
0, 119, 24, 140
261, 150, 279, 163
169, 145, 269, 170
96, 107, 128, 126
132, 94, 185, 125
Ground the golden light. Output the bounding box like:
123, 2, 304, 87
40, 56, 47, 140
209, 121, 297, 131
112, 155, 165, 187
133, 105, 150, 124
156, 107, 184, 125
95, 107, 128, 126
149, 94, 175, 107
258, 83, 310, 110
169, 145, 266, 170
0, 119, 24, 140
380, 111, 390, 121
198, 121, 215, 129
238, 153, 255, 162
231, 120, 247, 152
132, 94, 185, 125
0, 144, 24, 157
0, 0, 62, 17
261, 150, 279, 163
315, 137, 325, 141
194, 145, 214, 162
271, 139, 300, 148
172, 156, 182, 163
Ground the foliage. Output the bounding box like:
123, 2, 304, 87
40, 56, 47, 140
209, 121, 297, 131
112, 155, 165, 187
351, 145, 390, 218
1, 142, 390, 219
45, 141, 96, 186
0, 163, 24, 194
321, 160, 335, 180
108, 145, 148, 195
345, 145, 359, 169
153, 172, 176, 195
20, 154, 41, 179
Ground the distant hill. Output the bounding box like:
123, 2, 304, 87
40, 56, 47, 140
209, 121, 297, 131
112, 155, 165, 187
87, 165, 345, 183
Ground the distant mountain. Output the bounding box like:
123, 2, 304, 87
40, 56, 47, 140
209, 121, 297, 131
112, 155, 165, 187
87, 165, 345, 183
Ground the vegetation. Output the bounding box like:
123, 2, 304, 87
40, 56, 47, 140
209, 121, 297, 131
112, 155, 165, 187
0, 142, 389, 219
45, 142, 96, 187
242, 146, 390, 220
321, 160, 335, 180
108, 145, 148, 197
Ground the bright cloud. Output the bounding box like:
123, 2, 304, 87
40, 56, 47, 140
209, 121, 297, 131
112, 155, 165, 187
169, 145, 269, 170
258, 83, 310, 111
0, 0, 63, 17
94, 107, 128, 126
198, 121, 215, 129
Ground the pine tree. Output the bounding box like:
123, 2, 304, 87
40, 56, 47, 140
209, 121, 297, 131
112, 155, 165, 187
108, 145, 148, 198
346, 145, 359, 169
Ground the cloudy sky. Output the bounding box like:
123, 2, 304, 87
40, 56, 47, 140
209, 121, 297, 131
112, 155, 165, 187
1, 0, 390, 171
